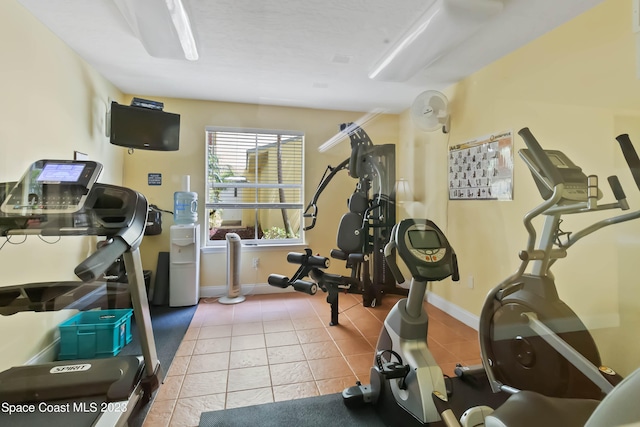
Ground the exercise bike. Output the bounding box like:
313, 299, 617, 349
342, 218, 460, 424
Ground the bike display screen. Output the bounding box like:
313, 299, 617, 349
408, 229, 441, 250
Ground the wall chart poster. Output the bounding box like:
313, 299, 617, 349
448, 130, 514, 200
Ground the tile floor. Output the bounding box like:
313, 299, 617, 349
142, 290, 481, 427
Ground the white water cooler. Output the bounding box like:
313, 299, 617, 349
169, 224, 200, 306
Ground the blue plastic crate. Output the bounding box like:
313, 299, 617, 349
57, 309, 133, 360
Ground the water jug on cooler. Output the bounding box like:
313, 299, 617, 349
174, 175, 198, 225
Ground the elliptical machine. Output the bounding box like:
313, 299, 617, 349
477, 128, 640, 400
343, 218, 459, 424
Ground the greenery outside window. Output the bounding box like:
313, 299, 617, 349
206, 127, 304, 246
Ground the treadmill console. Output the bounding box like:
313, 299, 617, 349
0, 160, 102, 215
519, 149, 602, 202
393, 219, 458, 282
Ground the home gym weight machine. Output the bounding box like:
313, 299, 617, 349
268, 124, 407, 325
0, 159, 161, 426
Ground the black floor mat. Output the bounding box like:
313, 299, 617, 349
199, 376, 509, 427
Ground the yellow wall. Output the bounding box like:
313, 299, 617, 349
0, 0, 124, 368
120, 97, 399, 288
398, 0, 640, 375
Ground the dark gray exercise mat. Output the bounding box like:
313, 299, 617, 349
199, 393, 388, 427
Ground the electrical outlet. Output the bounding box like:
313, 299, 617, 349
252, 257, 260, 268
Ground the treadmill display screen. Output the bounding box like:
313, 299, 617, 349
37, 163, 86, 183
408, 229, 441, 249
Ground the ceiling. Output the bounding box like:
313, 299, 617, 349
16, 0, 605, 114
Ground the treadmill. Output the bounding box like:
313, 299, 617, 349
0, 159, 161, 426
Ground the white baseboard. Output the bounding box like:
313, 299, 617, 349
26, 340, 58, 365
200, 283, 294, 299
426, 292, 480, 331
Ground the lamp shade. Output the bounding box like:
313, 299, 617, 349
369, 0, 503, 82
395, 178, 414, 204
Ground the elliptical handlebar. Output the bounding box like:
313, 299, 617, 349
607, 176, 627, 205
615, 133, 640, 192
518, 127, 565, 188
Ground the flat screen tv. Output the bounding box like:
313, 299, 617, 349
109, 101, 180, 151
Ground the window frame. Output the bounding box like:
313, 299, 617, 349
204, 126, 305, 247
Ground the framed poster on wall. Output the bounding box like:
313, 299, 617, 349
448, 130, 514, 200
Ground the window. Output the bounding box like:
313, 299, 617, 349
205, 127, 304, 246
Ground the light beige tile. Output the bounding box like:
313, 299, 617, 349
269, 361, 313, 386
233, 310, 263, 323
200, 311, 234, 326
265, 331, 299, 347
227, 365, 271, 392
232, 322, 264, 336
272, 381, 319, 402
266, 344, 306, 364
179, 371, 228, 398
183, 327, 200, 341
187, 352, 230, 374
225, 387, 273, 409
262, 310, 290, 321
295, 328, 332, 344
263, 319, 294, 333
198, 324, 232, 339
170, 394, 225, 427
166, 355, 190, 377
228, 348, 268, 369
230, 334, 265, 351
193, 337, 232, 355
175, 340, 196, 357
292, 316, 325, 330
155, 375, 184, 401
142, 398, 175, 427
308, 357, 353, 380
301, 341, 341, 360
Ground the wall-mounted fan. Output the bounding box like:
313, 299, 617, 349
411, 90, 450, 133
